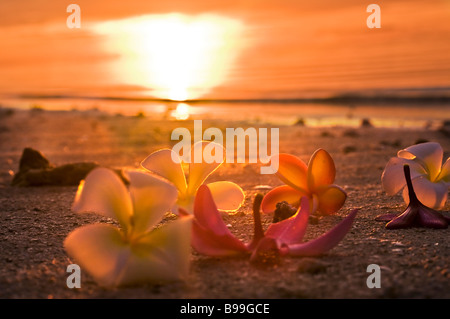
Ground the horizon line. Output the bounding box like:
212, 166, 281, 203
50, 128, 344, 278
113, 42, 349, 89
5, 92, 450, 105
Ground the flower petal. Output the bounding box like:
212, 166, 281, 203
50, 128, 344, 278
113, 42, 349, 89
125, 215, 194, 284
127, 170, 178, 235
402, 176, 448, 209
398, 142, 443, 181
207, 181, 245, 212
273, 153, 309, 192
64, 224, 131, 287
72, 168, 133, 231
261, 185, 306, 213
186, 185, 248, 257
381, 157, 427, 195
316, 185, 347, 215
64, 218, 193, 287
436, 157, 450, 184
286, 209, 358, 257
264, 196, 310, 245
384, 207, 417, 229
187, 141, 225, 195
416, 207, 448, 229
141, 149, 187, 192
307, 149, 336, 191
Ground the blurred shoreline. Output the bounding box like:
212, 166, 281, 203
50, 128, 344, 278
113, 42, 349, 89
1, 91, 449, 129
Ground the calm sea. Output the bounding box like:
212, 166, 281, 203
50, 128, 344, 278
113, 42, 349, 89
1, 95, 449, 128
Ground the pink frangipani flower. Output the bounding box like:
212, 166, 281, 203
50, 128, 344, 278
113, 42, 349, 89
181, 184, 358, 261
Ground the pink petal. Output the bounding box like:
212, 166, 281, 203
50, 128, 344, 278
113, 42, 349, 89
260, 185, 306, 213
264, 196, 310, 245
384, 207, 417, 229
416, 207, 448, 229
385, 205, 447, 229
286, 209, 358, 257
398, 142, 443, 182
273, 153, 309, 193
401, 176, 448, 209
381, 157, 427, 195
187, 185, 248, 257
307, 149, 336, 191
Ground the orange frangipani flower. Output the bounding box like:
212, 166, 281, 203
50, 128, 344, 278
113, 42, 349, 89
261, 149, 347, 216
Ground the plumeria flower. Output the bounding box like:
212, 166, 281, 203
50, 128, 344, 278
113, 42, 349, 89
64, 167, 193, 287
261, 149, 347, 216
381, 142, 450, 209
180, 184, 358, 261
141, 141, 245, 214
376, 164, 450, 229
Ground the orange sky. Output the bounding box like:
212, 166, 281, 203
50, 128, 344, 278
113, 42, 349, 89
1, 0, 449, 100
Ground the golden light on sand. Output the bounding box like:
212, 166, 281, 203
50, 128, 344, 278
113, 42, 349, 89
92, 14, 243, 101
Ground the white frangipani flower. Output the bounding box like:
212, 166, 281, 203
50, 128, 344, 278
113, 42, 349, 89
382, 142, 450, 209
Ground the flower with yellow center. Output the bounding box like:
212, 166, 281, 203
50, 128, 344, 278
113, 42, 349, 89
261, 149, 347, 215
382, 142, 450, 209
64, 167, 192, 287
141, 141, 245, 214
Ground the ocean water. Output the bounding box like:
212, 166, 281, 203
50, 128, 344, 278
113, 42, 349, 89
1, 96, 448, 128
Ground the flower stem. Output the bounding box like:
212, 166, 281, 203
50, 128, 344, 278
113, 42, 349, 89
403, 164, 419, 205
252, 193, 265, 242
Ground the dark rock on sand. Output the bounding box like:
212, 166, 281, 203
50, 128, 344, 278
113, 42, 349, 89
19, 148, 52, 171
294, 117, 306, 126
360, 118, 373, 128
342, 145, 357, 154
273, 201, 297, 223
12, 162, 100, 187
438, 120, 450, 137
11, 147, 122, 187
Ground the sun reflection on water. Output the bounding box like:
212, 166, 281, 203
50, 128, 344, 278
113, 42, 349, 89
171, 103, 190, 120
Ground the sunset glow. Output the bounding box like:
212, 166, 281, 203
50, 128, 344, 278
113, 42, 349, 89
92, 14, 244, 101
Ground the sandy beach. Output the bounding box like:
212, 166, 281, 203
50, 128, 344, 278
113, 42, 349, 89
0, 106, 449, 299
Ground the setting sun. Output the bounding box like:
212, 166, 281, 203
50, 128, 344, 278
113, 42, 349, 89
92, 14, 243, 101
